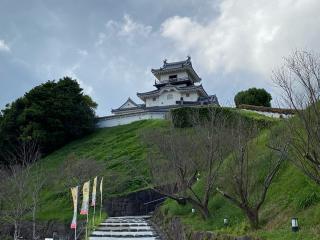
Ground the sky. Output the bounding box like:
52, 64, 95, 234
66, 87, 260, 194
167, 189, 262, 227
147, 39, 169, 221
1, 0, 320, 116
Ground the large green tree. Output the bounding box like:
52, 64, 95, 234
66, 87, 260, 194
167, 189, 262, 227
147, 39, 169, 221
0, 77, 97, 165
234, 88, 272, 107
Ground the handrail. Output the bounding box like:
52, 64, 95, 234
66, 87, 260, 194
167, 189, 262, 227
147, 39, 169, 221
143, 197, 167, 205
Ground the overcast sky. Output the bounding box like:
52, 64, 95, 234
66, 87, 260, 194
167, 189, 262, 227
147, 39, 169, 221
1, 0, 320, 116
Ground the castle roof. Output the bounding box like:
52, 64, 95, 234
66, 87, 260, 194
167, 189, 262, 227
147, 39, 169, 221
151, 56, 201, 82
137, 84, 208, 101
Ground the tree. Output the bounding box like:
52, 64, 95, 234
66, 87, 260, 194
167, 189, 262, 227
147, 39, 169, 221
0, 77, 97, 165
273, 50, 320, 185
216, 120, 287, 229
144, 108, 229, 219
0, 141, 43, 240
234, 88, 272, 107
55, 154, 105, 189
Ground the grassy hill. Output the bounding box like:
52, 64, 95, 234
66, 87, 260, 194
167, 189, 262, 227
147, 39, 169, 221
36, 119, 168, 223
26, 107, 319, 240
159, 122, 320, 239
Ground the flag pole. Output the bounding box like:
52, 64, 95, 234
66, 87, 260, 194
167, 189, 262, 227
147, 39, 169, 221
74, 225, 77, 240
100, 193, 102, 220
93, 205, 96, 227
86, 212, 89, 240
100, 177, 104, 220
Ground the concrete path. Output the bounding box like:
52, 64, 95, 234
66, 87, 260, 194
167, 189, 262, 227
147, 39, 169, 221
89, 215, 162, 240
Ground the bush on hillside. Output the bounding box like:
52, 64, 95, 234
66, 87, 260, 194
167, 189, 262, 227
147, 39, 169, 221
0, 77, 97, 165
170, 106, 274, 129
234, 88, 272, 107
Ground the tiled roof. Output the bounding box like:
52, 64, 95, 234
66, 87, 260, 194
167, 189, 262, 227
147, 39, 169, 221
151, 56, 201, 82
137, 84, 208, 100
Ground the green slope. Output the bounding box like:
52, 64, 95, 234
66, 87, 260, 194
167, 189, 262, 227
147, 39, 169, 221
36, 119, 168, 222
30, 108, 319, 240
160, 123, 320, 240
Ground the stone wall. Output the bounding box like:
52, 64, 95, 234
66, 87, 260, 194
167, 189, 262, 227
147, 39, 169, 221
105, 188, 165, 216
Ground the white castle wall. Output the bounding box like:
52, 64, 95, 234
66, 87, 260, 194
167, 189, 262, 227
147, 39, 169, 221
97, 112, 166, 128
159, 71, 188, 82
241, 109, 293, 118
145, 89, 199, 107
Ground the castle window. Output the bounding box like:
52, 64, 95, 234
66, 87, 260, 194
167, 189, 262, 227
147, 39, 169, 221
167, 94, 173, 100
153, 97, 156, 101
186, 93, 190, 97
169, 75, 177, 80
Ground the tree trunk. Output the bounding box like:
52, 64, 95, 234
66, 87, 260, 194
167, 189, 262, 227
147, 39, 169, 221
186, 198, 210, 220
32, 205, 36, 240
245, 208, 259, 229
14, 221, 18, 240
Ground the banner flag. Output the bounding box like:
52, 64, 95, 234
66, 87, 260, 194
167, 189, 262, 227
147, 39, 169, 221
91, 176, 97, 206
99, 177, 104, 219
100, 177, 103, 195
80, 180, 90, 215
70, 186, 78, 229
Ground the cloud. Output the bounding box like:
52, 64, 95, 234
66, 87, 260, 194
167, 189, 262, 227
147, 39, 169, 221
96, 14, 153, 46
77, 49, 88, 57
161, 0, 320, 78
0, 39, 10, 52
118, 14, 152, 37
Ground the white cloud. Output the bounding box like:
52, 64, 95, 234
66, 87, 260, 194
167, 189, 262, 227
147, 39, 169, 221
96, 14, 153, 46
0, 39, 10, 52
161, 0, 320, 78
118, 14, 152, 37
77, 49, 88, 57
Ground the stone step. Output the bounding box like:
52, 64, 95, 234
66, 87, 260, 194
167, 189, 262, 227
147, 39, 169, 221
90, 237, 160, 240
96, 226, 152, 231
90, 215, 161, 240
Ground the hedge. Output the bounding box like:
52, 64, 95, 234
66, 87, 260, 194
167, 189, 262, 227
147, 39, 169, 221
170, 106, 276, 129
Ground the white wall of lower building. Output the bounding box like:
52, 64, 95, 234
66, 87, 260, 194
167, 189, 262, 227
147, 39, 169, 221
97, 112, 166, 128
242, 109, 293, 118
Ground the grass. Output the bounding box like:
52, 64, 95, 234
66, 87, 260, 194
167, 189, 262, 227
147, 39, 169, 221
22, 108, 320, 239
160, 123, 320, 239
34, 119, 168, 223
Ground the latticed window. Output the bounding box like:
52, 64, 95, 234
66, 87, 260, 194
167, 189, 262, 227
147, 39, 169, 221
167, 94, 173, 100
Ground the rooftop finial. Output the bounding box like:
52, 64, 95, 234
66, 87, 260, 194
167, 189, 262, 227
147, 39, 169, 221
187, 55, 191, 61
163, 59, 167, 65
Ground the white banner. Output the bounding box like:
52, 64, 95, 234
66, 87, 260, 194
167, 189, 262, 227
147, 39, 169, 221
70, 186, 78, 229
91, 176, 97, 206
80, 180, 90, 215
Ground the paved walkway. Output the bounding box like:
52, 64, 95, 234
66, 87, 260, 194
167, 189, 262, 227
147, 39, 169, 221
89, 215, 162, 240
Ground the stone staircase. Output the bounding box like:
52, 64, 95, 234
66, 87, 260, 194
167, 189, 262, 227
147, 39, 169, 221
89, 215, 162, 240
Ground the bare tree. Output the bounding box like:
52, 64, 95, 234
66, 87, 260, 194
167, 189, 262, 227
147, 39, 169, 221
0, 141, 41, 240
144, 108, 229, 219
216, 119, 287, 229
56, 154, 105, 189
30, 163, 47, 240
273, 50, 320, 185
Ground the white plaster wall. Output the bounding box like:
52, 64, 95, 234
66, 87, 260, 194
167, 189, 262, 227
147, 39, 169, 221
159, 71, 188, 82
97, 112, 166, 128
146, 89, 181, 107
181, 92, 199, 101
145, 90, 200, 107
242, 109, 293, 119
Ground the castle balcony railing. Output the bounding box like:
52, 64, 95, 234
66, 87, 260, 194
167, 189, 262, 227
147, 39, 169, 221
154, 77, 192, 87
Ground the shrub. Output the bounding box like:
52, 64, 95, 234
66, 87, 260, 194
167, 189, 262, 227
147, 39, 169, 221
234, 88, 272, 107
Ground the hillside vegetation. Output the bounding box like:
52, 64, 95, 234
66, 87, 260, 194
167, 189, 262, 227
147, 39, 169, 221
35, 107, 271, 223
36, 119, 167, 222
159, 115, 320, 240
21, 107, 320, 240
